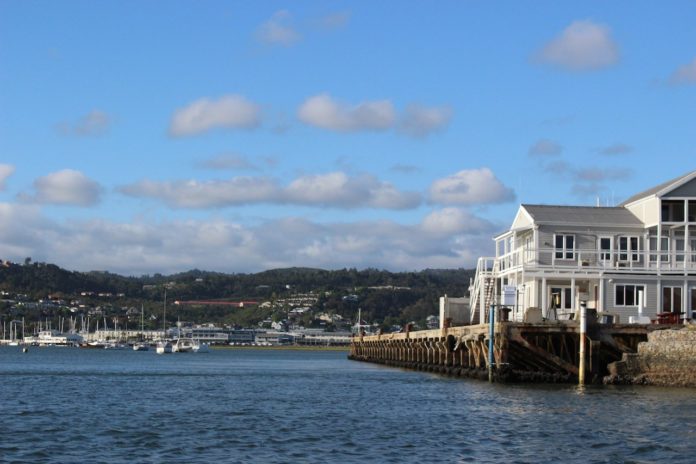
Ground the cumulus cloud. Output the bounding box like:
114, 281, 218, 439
536, 20, 619, 71
0, 204, 496, 274
0, 164, 15, 190
169, 95, 261, 137
669, 57, 696, 85
119, 177, 278, 209
256, 10, 300, 46
297, 94, 395, 132
398, 104, 453, 137
24, 169, 102, 207
599, 143, 633, 155
57, 110, 111, 136
119, 172, 420, 210
429, 168, 515, 206
529, 139, 563, 156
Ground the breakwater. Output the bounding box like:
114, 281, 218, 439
606, 327, 696, 387
349, 322, 672, 384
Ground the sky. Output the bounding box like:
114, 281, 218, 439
1, 1, 695, 276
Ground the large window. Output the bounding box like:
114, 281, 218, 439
618, 236, 640, 262
663, 286, 682, 313
662, 200, 685, 222
689, 201, 696, 222
550, 287, 572, 310
615, 284, 645, 307
554, 234, 575, 260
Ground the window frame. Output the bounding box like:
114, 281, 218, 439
554, 234, 575, 260
614, 284, 646, 307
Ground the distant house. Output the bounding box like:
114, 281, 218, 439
470, 169, 696, 324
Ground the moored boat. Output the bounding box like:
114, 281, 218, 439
156, 341, 172, 354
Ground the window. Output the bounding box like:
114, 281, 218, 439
662, 286, 682, 313
550, 287, 572, 310
675, 237, 685, 262
662, 200, 685, 222
599, 237, 612, 262
649, 236, 670, 262
689, 201, 696, 222
615, 284, 645, 307
554, 234, 575, 260
618, 236, 640, 262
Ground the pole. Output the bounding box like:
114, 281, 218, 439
579, 301, 587, 386
488, 304, 495, 382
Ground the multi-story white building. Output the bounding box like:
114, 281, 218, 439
470, 169, 696, 324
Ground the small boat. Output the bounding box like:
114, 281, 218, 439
172, 338, 194, 353
104, 342, 127, 350
192, 340, 209, 353
132, 342, 149, 351
156, 341, 172, 354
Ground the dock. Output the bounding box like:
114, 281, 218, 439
349, 321, 675, 383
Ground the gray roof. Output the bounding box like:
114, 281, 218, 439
619, 169, 696, 206
521, 204, 643, 227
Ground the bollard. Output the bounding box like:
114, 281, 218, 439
578, 301, 587, 385
488, 304, 495, 382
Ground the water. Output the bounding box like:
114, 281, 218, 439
1, 347, 695, 464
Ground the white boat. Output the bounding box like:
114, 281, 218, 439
156, 341, 172, 354
132, 342, 149, 351
104, 342, 127, 350
172, 338, 194, 353
192, 340, 209, 353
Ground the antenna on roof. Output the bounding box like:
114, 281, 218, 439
596, 196, 600, 207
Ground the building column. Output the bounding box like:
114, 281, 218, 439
599, 277, 604, 313
571, 277, 576, 313
541, 277, 547, 318
657, 279, 662, 314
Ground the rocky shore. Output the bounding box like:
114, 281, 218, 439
605, 327, 696, 388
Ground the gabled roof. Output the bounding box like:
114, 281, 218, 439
520, 204, 643, 227
619, 169, 696, 206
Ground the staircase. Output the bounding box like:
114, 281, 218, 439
469, 257, 499, 324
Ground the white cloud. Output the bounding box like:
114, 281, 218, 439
26, 169, 102, 207
119, 172, 420, 210
285, 172, 420, 209
0, 164, 15, 190
57, 110, 111, 136
0, 204, 497, 274
669, 57, 696, 85
429, 168, 515, 206
398, 104, 453, 137
169, 95, 261, 137
119, 177, 278, 208
536, 20, 619, 71
297, 94, 395, 132
256, 10, 300, 46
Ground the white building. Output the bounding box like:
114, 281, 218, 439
470, 169, 696, 324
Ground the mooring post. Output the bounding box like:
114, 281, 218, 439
579, 301, 587, 386
488, 304, 495, 382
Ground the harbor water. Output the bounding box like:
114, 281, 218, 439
1, 346, 695, 463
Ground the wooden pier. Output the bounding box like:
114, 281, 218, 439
349, 321, 673, 383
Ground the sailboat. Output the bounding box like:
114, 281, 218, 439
156, 289, 172, 354
133, 304, 149, 351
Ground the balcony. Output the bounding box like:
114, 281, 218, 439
495, 248, 696, 275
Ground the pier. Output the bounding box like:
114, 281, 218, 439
349, 319, 675, 383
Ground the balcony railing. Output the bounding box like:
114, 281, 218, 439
495, 248, 696, 274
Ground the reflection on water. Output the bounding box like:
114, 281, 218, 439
1, 346, 695, 463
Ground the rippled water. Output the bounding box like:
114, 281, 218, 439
1, 346, 695, 463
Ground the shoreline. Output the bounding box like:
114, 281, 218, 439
214, 345, 349, 352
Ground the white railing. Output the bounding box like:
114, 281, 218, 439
494, 247, 696, 274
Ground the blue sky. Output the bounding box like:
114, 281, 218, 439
1, 1, 695, 275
